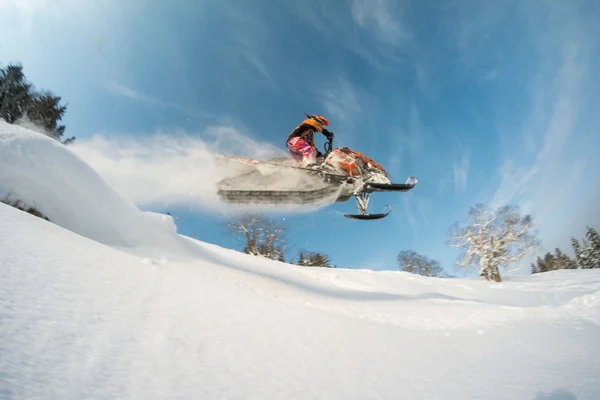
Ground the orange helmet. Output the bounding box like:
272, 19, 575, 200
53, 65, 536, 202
304, 112, 329, 127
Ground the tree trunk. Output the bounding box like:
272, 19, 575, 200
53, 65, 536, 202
489, 264, 502, 282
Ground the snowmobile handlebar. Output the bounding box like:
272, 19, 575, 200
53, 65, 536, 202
323, 135, 333, 157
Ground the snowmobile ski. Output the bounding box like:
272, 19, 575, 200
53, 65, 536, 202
344, 205, 392, 220
364, 181, 416, 192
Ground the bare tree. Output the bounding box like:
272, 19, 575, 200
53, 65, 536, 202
396, 250, 445, 277
258, 217, 286, 261
225, 212, 287, 261
447, 204, 539, 282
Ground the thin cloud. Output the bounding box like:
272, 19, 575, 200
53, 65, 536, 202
230, 35, 273, 85
452, 152, 470, 192
0, 0, 120, 26
241, 48, 272, 83
486, 2, 600, 260
350, 0, 409, 45
223, 2, 275, 86
490, 44, 586, 212
288, 1, 411, 73
318, 74, 361, 123
0, 0, 52, 35
106, 82, 161, 105
105, 81, 212, 120
348, 0, 412, 72
451, 0, 512, 73
388, 100, 428, 177
403, 195, 418, 239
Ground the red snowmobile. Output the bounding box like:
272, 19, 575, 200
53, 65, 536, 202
215, 136, 417, 220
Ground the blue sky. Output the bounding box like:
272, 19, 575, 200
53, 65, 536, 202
2, 0, 599, 276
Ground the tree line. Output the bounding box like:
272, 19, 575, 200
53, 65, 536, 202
226, 203, 599, 281
0, 62, 73, 144
224, 212, 334, 268
401, 204, 598, 281
530, 226, 600, 273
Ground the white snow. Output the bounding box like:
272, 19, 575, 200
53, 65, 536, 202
1, 121, 599, 400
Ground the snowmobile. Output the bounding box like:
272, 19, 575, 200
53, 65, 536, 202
215, 136, 417, 220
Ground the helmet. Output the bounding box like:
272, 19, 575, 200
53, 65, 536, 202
313, 115, 329, 127
304, 112, 329, 127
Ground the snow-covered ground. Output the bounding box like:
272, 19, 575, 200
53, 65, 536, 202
1, 121, 599, 400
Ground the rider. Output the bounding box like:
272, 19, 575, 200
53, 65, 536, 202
286, 112, 334, 168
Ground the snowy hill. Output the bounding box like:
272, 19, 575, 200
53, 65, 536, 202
1, 121, 599, 400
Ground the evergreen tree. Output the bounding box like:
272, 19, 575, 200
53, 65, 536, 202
531, 248, 575, 274
0, 64, 32, 124
585, 226, 600, 268
543, 252, 557, 271
0, 63, 71, 142
571, 238, 583, 269
296, 251, 332, 268
26, 90, 67, 140
530, 262, 538, 274
534, 256, 547, 273
554, 247, 576, 270
580, 239, 594, 269
307, 252, 332, 268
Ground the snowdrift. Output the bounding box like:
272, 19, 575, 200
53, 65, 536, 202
1, 121, 600, 399
0, 121, 209, 260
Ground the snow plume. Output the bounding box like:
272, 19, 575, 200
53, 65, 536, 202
70, 125, 286, 212
0, 120, 305, 257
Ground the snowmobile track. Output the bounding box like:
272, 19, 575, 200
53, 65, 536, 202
217, 185, 342, 205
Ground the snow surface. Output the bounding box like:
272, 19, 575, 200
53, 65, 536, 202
1, 121, 600, 400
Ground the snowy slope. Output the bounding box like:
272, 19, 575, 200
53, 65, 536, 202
1, 121, 600, 400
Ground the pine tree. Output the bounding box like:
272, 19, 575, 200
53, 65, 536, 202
535, 256, 547, 273
585, 226, 600, 268
297, 251, 306, 266
554, 247, 576, 270
0, 64, 32, 124
571, 238, 583, 269
0, 63, 72, 142
307, 252, 332, 268
318, 253, 331, 268
297, 251, 332, 268
25, 91, 67, 140
580, 239, 594, 269
543, 252, 557, 271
